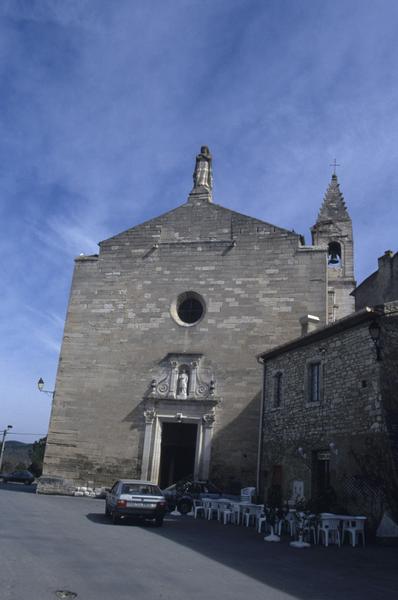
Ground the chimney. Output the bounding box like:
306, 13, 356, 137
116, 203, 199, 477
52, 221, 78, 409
300, 315, 320, 336
378, 250, 394, 270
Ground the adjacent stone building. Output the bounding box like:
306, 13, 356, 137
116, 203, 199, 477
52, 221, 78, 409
258, 302, 398, 531
40, 148, 356, 493
353, 250, 398, 310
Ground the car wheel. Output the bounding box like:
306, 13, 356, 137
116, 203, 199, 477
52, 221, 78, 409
105, 503, 110, 517
154, 516, 164, 527
111, 511, 120, 524
177, 500, 192, 515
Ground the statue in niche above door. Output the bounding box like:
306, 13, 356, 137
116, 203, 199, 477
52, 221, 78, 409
148, 353, 216, 400
177, 368, 189, 398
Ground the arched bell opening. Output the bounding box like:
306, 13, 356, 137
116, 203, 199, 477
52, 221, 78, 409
328, 241, 342, 267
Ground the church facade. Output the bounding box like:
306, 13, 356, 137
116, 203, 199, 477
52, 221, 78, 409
41, 148, 355, 493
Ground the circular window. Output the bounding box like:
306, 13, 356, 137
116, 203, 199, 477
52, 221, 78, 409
171, 291, 205, 326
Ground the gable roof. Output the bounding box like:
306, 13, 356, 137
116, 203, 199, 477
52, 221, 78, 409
257, 306, 380, 362
100, 198, 301, 246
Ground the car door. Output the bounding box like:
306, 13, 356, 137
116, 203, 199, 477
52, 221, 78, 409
108, 481, 119, 510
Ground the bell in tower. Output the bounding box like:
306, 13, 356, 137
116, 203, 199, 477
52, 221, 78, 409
328, 241, 342, 266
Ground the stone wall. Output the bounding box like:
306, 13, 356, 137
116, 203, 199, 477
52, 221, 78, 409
260, 306, 398, 530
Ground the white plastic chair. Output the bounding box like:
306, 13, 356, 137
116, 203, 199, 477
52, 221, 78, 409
278, 512, 296, 537
257, 511, 267, 533
217, 502, 232, 524
226, 502, 240, 525
193, 499, 205, 519
317, 512, 336, 540
343, 517, 366, 547
318, 517, 341, 547
222, 506, 233, 525
243, 505, 259, 527
206, 500, 219, 520
253, 505, 265, 530
302, 515, 317, 544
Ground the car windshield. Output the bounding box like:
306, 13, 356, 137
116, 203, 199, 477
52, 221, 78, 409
164, 484, 176, 492
121, 483, 162, 495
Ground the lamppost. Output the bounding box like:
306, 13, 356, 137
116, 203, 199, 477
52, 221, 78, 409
0, 425, 13, 472
37, 378, 55, 398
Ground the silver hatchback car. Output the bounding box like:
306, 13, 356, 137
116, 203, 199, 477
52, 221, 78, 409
105, 479, 167, 526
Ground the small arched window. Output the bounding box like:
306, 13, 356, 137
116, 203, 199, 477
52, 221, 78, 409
328, 241, 342, 267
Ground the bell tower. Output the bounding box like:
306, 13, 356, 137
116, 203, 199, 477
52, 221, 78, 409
311, 173, 355, 322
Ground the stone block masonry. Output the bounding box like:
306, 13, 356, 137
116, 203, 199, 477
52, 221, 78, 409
42, 198, 329, 491
258, 303, 398, 531
40, 150, 355, 494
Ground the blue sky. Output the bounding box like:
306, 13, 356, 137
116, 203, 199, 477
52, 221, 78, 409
1, 0, 398, 444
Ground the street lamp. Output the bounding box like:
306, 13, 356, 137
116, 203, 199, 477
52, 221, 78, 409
37, 378, 55, 397
369, 320, 382, 361
297, 447, 307, 459
328, 441, 339, 456
0, 425, 13, 473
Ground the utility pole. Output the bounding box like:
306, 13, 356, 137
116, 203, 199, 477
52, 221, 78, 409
0, 425, 13, 472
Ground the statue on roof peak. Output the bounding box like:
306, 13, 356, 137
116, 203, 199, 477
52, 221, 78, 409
193, 146, 213, 191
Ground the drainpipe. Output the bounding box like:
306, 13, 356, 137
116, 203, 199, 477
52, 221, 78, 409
256, 356, 266, 501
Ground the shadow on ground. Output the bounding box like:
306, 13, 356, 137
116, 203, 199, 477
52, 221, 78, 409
86, 512, 161, 527
86, 511, 398, 600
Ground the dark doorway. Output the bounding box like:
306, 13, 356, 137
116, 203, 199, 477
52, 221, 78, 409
159, 423, 197, 489
312, 450, 331, 498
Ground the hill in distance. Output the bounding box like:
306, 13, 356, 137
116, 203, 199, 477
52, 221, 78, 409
1, 441, 33, 472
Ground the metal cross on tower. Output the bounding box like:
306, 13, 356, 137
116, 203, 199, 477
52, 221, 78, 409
329, 158, 340, 175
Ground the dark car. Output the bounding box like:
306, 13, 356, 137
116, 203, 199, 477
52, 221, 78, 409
163, 479, 222, 514
105, 479, 168, 526
0, 470, 35, 485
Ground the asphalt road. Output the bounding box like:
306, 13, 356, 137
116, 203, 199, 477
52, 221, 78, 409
0, 484, 397, 600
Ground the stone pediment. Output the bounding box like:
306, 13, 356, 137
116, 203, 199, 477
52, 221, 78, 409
149, 353, 217, 401
100, 200, 297, 248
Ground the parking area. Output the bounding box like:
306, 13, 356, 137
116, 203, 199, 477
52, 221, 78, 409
0, 484, 397, 600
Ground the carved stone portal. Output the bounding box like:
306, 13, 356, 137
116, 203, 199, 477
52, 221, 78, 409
142, 354, 219, 483
149, 354, 216, 400
203, 411, 216, 428
144, 409, 156, 424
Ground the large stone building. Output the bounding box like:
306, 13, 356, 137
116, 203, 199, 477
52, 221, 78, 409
41, 147, 355, 493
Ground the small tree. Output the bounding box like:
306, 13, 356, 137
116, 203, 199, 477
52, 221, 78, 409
15, 462, 28, 471
1, 460, 12, 472
28, 437, 47, 477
